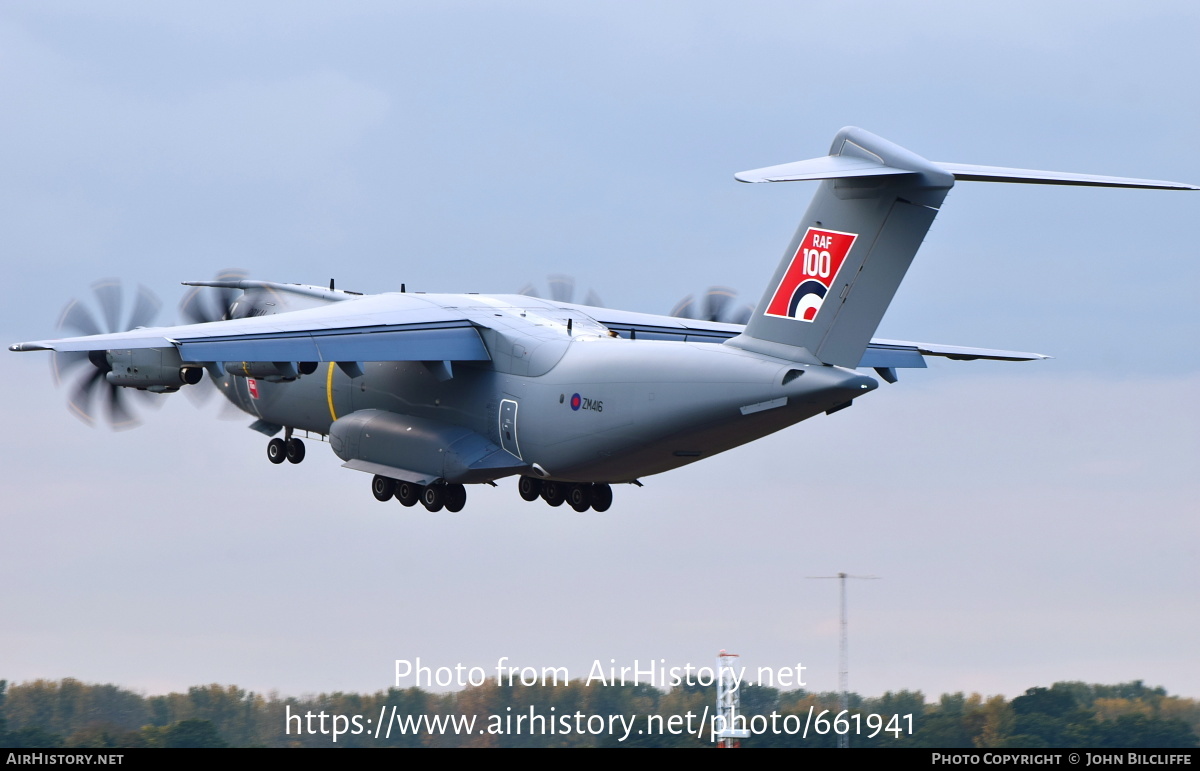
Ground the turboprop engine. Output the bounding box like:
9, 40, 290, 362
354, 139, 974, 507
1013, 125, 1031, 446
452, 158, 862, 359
105, 347, 204, 392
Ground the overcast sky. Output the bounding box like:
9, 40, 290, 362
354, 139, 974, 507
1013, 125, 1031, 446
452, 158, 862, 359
1, 1, 1197, 706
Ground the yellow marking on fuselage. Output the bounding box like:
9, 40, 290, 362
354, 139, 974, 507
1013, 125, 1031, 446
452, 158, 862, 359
326, 362, 338, 422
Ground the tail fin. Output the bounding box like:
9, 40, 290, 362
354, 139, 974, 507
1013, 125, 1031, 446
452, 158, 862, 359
728, 127, 1196, 367
732, 127, 952, 367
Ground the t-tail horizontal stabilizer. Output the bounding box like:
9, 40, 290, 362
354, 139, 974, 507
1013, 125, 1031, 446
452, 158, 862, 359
727, 127, 1196, 368
736, 152, 1200, 191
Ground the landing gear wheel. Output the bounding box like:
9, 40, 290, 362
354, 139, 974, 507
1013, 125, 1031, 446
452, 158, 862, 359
285, 437, 306, 464
591, 483, 613, 512
568, 483, 593, 512
421, 485, 445, 512
444, 484, 467, 512
372, 475, 396, 502
517, 476, 542, 502
267, 438, 286, 464
541, 481, 564, 507
395, 482, 420, 507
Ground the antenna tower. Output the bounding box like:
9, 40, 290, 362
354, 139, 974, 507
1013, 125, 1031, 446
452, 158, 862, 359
715, 650, 750, 747
807, 572, 880, 747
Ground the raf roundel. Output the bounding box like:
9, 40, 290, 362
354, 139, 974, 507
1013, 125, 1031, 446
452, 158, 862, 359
570, 393, 582, 411
764, 227, 858, 323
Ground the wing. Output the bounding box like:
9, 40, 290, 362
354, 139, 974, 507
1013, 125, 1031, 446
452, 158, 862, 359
11, 291, 491, 363
569, 304, 745, 343
565, 303, 1049, 366
12, 285, 1047, 369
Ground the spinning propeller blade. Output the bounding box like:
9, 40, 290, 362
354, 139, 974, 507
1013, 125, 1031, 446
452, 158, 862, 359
670, 286, 752, 324
52, 279, 164, 430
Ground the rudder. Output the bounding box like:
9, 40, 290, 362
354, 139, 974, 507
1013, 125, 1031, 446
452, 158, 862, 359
731, 127, 955, 367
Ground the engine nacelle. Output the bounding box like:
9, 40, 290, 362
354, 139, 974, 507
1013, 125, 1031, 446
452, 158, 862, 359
105, 348, 203, 390
329, 410, 524, 484
224, 361, 318, 382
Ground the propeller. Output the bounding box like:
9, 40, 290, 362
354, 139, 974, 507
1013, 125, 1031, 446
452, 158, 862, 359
669, 286, 753, 325
178, 269, 251, 416
52, 278, 164, 430
518, 275, 604, 308
179, 268, 249, 324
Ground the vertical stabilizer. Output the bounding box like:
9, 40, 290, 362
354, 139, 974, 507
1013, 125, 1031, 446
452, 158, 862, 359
730, 128, 954, 367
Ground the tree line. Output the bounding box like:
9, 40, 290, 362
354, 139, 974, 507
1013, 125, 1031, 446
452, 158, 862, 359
0, 678, 1195, 748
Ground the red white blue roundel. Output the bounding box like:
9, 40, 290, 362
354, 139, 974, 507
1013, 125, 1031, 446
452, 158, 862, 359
764, 227, 858, 323
570, 393, 582, 411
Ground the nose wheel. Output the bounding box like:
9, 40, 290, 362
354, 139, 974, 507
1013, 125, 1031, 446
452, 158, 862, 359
285, 437, 305, 464
267, 434, 305, 464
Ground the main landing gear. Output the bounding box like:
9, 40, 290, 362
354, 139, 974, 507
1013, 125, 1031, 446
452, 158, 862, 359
370, 475, 467, 513
517, 476, 612, 512
267, 435, 306, 464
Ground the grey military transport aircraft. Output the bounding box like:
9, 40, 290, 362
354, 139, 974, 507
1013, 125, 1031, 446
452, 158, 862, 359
11, 128, 1196, 512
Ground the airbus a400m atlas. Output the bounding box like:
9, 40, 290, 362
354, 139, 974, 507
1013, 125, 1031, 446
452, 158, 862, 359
11, 128, 1195, 512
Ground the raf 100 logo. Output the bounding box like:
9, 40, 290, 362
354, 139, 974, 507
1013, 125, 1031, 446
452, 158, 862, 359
570, 393, 603, 413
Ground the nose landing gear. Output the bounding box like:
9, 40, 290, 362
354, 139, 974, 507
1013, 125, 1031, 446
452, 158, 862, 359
266, 431, 305, 465
284, 437, 305, 464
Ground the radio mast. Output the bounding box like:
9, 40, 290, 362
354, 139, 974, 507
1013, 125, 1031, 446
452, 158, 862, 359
807, 572, 880, 748
715, 650, 750, 747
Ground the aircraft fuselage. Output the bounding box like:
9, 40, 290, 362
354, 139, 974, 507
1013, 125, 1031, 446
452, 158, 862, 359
222, 301, 877, 484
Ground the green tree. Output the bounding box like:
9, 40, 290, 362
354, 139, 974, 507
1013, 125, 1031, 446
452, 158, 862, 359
0, 679, 7, 746
161, 719, 227, 748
